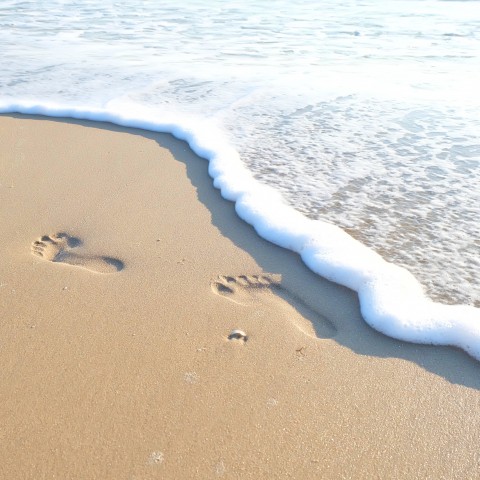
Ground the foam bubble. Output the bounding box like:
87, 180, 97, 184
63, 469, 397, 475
1, 100, 478, 360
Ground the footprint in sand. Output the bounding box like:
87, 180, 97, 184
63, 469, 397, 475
211, 274, 337, 339
31, 233, 123, 274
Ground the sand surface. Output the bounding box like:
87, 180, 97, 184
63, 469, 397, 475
1, 114, 480, 479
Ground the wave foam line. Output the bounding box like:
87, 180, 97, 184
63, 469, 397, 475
2, 100, 479, 360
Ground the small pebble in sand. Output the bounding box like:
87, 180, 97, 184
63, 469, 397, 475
228, 329, 248, 342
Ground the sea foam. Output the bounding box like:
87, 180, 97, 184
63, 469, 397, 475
1, 100, 479, 360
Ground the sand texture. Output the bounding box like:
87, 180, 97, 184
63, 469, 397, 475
1, 114, 480, 479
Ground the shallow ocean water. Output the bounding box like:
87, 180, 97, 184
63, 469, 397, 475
1, 0, 479, 306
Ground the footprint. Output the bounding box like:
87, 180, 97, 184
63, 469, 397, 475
31, 233, 123, 274
211, 274, 337, 339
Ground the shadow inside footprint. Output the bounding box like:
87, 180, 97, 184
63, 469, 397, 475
49, 232, 82, 248
102, 257, 125, 271
212, 274, 337, 339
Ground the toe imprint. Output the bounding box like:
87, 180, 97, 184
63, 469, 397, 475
31, 233, 70, 261
211, 274, 281, 305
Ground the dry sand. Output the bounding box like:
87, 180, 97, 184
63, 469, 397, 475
1, 114, 480, 479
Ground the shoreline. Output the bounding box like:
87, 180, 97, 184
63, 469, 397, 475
1, 102, 479, 360
1, 114, 479, 479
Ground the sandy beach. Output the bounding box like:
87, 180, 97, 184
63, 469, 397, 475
1, 114, 480, 479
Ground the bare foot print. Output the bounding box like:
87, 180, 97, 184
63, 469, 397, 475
211, 274, 337, 339
31, 233, 123, 274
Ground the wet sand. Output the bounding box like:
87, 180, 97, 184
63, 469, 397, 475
1, 114, 479, 479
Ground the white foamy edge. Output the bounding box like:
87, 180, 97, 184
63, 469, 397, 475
2, 100, 479, 360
